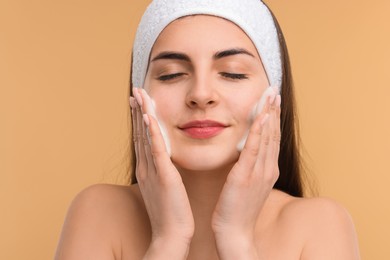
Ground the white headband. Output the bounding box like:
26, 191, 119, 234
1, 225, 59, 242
132, 0, 282, 91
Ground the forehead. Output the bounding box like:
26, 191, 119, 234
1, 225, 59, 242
151, 15, 260, 59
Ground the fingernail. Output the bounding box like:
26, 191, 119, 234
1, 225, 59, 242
143, 114, 150, 126
275, 95, 281, 107
133, 88, 143, 106
260, 113, 270, 126
141, 89, 150, 106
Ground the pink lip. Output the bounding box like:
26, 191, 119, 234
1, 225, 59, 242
178, 120, 228, 139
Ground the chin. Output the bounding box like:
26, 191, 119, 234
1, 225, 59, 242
171, 147, 239, 173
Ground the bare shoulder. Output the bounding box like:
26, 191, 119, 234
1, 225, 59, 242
55, 184, 149, 260
271, 190, 360, 260
68, 183, 144, 214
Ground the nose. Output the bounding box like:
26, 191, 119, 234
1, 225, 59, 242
185, 76, 219, 109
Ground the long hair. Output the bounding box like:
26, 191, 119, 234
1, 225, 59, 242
268, 9, 305, 197
126, 7, 308, 197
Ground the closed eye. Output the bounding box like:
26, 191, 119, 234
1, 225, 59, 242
220, 72, 249, 80
157, 72, 248, 81
157, 73, 186, 81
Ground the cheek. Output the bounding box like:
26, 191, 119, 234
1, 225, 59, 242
149, 92, 178, 121
229, 91, 261, 122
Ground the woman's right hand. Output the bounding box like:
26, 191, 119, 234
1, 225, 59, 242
131, 88, 194, 260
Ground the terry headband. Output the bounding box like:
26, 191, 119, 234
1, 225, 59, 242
132, 0, 283, 91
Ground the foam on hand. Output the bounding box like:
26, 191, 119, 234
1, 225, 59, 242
236, 86, 277, 151
141, 90, 172, 156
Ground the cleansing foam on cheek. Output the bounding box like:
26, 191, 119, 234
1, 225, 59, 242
236, 86, 277, 151
141, 90, 172, 156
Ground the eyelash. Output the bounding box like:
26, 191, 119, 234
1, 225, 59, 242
157, 73, 186, 81
219, 72, 249, 80
158, 73, 249, 82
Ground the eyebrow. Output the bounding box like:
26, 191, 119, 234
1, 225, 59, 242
151, 52, 191, 62
151, 48, 255, 63
213, 48, 255, 60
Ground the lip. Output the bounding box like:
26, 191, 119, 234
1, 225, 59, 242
178, 120, 228, 139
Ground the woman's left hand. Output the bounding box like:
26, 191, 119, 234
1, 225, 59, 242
212, 94, 281, 259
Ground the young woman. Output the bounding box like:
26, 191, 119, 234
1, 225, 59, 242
55, 0, 360, 259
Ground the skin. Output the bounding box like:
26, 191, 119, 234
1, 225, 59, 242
55, 15, 360, 260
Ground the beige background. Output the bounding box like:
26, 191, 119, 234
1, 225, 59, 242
1, 0, 389, 259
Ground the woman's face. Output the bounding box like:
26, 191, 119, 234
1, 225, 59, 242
143, 15, 269, 172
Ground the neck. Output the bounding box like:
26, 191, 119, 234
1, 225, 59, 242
176, 163, 233, 213
175, 163, 235, 256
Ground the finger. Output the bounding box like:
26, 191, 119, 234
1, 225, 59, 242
271, 95, 282, 182
141, 113, 156, 174
135, 97, 148, 180
130, 97, 140, 169
255, 92, 280, 166
254, 86, 275, 115
261, 100, 278, 181
140, 89, 172, 156
236, 97, 272, 173
273, 95, 282, 159
140, 89, 157, 118
133, 87, 143, 107
138, 89, 171, 170
147, 114, 173, 171
136, 88, 175, 177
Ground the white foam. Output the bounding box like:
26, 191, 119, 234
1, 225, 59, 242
142, 90, 172, 156
236, 86, 276, 151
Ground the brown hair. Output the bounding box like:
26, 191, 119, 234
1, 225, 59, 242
126, 6, 309, 197
268, 9, 305, 197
